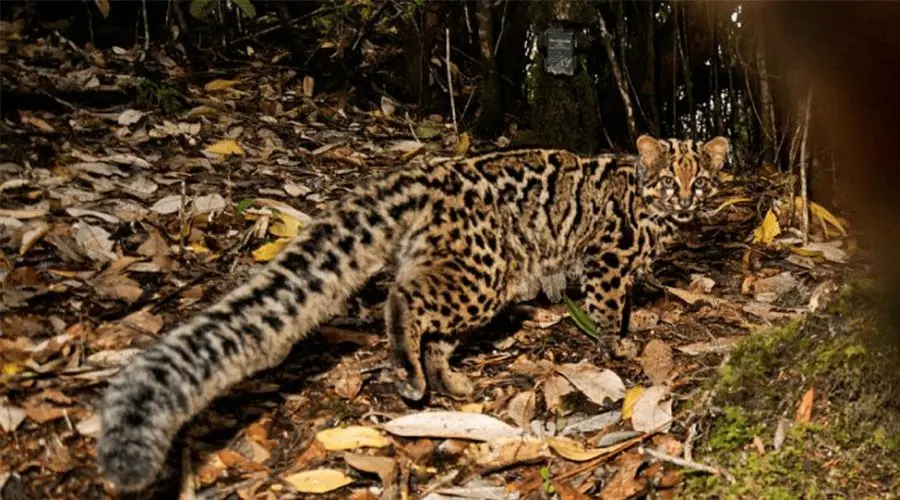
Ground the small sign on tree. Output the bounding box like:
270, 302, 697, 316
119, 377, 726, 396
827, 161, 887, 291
545, 26, 576, 76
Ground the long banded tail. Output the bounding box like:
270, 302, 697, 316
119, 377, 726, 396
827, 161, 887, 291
98, 201, 399, 491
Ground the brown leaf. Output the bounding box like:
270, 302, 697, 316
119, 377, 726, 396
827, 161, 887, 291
796, 387, 815, 423
505, 390, 535, 429
599, 452, 647, 500
542, 375, 575, 411
556, 362, 626, 405
465, 435, 549, 469
217, 449, 267, 473
331, 356, 363, 400
638, 340, 673, 385
93, 273, 143, 302
651, 434, 684, 457
137, 228, 175, 270
554, 480, 593, 500
343, 453, 396, 485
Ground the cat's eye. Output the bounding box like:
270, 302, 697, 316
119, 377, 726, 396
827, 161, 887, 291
694, 177, 708, 189
661, 177, 675, 188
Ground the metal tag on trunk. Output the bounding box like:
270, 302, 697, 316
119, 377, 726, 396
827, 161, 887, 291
545, 27, 575, 76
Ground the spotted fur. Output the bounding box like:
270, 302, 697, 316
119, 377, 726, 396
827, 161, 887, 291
98, 135, 729, 492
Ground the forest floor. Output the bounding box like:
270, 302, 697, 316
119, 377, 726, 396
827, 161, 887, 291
2, 35, 899, 500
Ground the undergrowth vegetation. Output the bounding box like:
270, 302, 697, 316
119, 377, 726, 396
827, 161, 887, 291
682, 279, 900, 498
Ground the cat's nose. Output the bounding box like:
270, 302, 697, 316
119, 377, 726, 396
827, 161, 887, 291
678, 198, 692, 209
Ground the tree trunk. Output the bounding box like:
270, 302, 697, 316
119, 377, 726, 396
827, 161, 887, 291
597, 7, 636, 142
475, 0, 503, 137
640, 0, 660, 136
525, 0, 602, 152
756, 25, 776, 165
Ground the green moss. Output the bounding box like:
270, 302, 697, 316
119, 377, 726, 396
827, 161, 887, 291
132, 78, 184, 116
681, 279, 900, 497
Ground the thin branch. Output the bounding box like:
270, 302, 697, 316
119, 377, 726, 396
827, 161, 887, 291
597, 9, 636, 141
446, 28, 458, 136
142, 0, 150, 51
640, 446, 735, 483
799, 87, 814, 245
493, 0, 508, 56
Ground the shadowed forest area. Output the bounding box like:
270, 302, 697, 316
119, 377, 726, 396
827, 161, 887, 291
2, 1, 900, 499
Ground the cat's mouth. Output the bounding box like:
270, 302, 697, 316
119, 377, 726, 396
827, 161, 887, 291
672, 211, 694, 223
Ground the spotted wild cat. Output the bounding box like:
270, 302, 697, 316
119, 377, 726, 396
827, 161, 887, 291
98, 135, 729, 491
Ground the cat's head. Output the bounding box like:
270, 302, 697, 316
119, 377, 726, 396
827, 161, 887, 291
637, 135, 730, 223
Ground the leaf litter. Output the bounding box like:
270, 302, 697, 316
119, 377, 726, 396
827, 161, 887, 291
0, 24, 856, 500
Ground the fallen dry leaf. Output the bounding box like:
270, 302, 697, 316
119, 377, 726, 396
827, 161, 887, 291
205, 139, 245, 156
542, 374, 575, 411
316, 426, 390, 451
631, 385, 673, 432
0, 404, 27, 432
546, 436, 618, 462
342, 453, 396, 485
752, 209, 781, 246
282, 468, 353, 494
252, 238, 291, 262
639, 340, 673, 385
599, 452, 647, 500
466, 435, 549, 469
331, 357, 363, 400
382, 411, 523, 442
560, 411, 621, 436
621, 386, 645, 421
796, 387, 815, 423
556, 362, 626, 405
505, 391, 535, 429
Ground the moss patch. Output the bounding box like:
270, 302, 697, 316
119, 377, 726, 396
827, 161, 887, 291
682, 280, 900, 498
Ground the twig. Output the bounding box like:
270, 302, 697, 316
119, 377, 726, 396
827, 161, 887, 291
351, 0, 391, 52
406, 112, 421, 144
799, 86, 814, 245
492, 0, 508, 56
83, 0, 95, 45
37, 90, 77, 112
597, 9, 636, 141
142, 0, 150, 51
178, 179, 188, 261
640, 445, 735, 483
684, 422, 698, 461
446, 28, 458, 136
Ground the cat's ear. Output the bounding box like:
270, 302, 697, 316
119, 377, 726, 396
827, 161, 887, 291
703, 136, 730, 172
636, 135, 664, 172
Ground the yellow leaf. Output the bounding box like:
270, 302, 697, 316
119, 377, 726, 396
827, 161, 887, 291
788, 246, 824, 258
795, 197, 848, 237
282, 468, 353, 494
204, 79, 239, 91
711, 196, 752, 216
252, 238, 290, 262
269, 211, 302, 238
400, 143, 424, 162
717, 171, 735, 183
621, 386, 645, 420
454, 132, 470, 157
2, 362, 23, 376
315, 426, 390, 451
188, 243, 210, 254
752, 209, 781, 245
302, 76, 315, 97
205, 139, 245, 156
546, 436, 614, 462
459, 403, 484, 413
